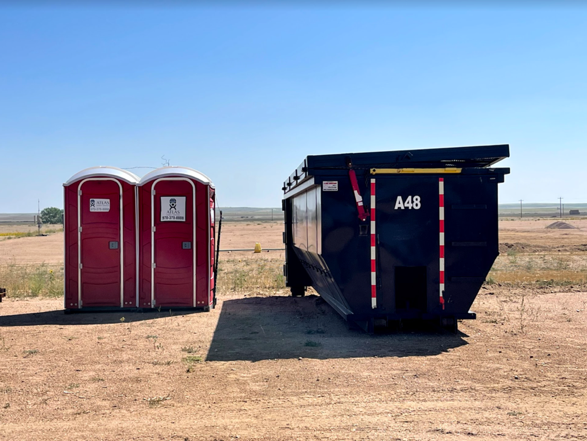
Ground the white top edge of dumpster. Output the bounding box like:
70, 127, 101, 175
138, 166, 214, 187
64, 166, 140, 186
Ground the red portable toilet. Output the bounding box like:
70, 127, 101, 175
138, 167, 216, 310
64, 167, 139, 310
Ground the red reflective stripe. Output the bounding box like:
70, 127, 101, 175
371, 260, 376, 272
370, 235, 376, 246
371, 285, 376, 297
439, 177, 445, 309
370, 182, 375, 193
349, 169, 369, 221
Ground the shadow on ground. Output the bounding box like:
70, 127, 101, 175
206, 295, 468, 362
0, 308, 203, 326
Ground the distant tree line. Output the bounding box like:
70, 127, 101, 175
40, 207, 64, 225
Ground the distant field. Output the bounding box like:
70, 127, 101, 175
0, 213, 37, 224
2, 202, 586, 224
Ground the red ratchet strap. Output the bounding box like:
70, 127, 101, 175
348, 169, 369, 221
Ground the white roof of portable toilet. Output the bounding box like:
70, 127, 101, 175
139, 166, 214, 187
64, 166, 140, 186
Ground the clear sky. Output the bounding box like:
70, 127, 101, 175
1, 3, 586, 212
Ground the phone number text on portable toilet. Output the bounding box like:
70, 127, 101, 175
161, 196, 186, 222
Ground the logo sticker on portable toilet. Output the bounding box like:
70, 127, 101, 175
89, 198, 111, 212
161, 196, 186, 222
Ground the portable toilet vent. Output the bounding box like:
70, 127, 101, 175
64, 167, 139, 310
282, 144, 510, 332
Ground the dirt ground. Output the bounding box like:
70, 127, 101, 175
1, 220, 586, 440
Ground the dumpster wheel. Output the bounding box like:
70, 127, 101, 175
440, 317, 458, 333
291, 286, 306, 297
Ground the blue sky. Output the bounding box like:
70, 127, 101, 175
1, 4, 586, 212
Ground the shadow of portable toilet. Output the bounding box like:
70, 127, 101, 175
64, 167, 139, 311
138, 167, 216, 310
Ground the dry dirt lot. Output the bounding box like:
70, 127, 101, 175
0, 220, 586, 440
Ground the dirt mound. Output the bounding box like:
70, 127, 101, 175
545, 221, 578, 230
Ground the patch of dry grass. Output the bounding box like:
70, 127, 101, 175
216, 257, 285, 293
486, 252, 587, 286
0, 224, 63, 240
0, 263, 63, 298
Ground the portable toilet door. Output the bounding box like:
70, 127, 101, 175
64, 167, 139, 310
138, 167, 215, 309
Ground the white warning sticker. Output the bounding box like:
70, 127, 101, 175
89, 198, 110, 212
322, 181, 338, 192
161, 196, 186, 222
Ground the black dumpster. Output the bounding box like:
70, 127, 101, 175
281, 144, 510, 332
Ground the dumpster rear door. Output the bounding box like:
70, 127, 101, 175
374, 175, 441, 316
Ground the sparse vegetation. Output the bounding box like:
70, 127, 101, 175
145, 396, 171, 407
151, 360, 174, 366
486, 252, 587, 287
0, 263, 63, 298
216, 258, 285, 293
183, 355, 203, 364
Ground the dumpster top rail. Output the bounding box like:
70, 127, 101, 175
283, 144, 510, 194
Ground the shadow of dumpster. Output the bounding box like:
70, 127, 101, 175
206, 294, 468, 362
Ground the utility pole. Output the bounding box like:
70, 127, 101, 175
37, 199, 42, 236
559, 197, 563, 218
519, 199, 523, 219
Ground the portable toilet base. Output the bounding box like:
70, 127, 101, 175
282, 145, 510, 332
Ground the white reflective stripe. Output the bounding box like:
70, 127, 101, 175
370, 221, 376, 232
440, 283, 445, 294
371, 298, 377, 309
439, 206, 444, 219
370, 195, 375, 205
439, 233, 445, 246
439, 180, 444, 193
371, 247, 376, 260
371, 272, 376, 285
440, 259, 445, 271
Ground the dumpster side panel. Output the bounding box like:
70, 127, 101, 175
283, 197, 313, 291
319, 174, 371, 316
444, 175, 500, 313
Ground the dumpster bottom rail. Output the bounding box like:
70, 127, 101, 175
348, 311, 476, 333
